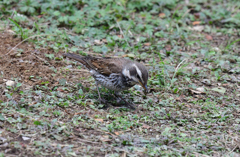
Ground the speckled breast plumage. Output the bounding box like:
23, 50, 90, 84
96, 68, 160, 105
90, 70, 136, 92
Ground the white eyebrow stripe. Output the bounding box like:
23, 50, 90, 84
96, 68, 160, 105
122, 68, 131, 78
133, 64, 143, 82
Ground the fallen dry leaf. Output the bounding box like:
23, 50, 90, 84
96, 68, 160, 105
6, 29, 15, 34
189, 88, 205, 94
100, 135, 111, 142
211, 87, 226, 94
196, 87, 205, 93
121, 152, 127, 157
222, 84, 229, 87
6, 80, 15, 86
95, 119, 104, 123
165, 44, 172, 51
28, 102, 37, 106
205, 34, 213, 40
57, 88, 64, 92
102, 39, 107, 43
114, 132, 120, 135
192, 21, 201, 25
144, 42, 151, 46
94, 39, 103, 45
194, 13, 200, 19
52, 82, 59, 86
159, 13, 166, 18
117, 35, 123, 38
189, 26, 205, 32
142, 123, 150, 129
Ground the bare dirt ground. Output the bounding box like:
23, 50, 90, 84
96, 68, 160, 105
0, 31, 92, 100
0, 32, 99, 156
0, 31, 240, 156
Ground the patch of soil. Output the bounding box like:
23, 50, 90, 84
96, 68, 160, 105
0, 31, 91, 101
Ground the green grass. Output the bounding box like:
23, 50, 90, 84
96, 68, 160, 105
0, 0, 240, 156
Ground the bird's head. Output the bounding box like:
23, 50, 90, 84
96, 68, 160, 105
122, 62, 148, 94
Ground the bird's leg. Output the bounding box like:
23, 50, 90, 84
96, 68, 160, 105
95, 82, 107, 104
95, 81, 101, 100
114, 92, 135, 110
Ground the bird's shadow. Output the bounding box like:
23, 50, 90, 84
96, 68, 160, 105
92, 89, 135, 110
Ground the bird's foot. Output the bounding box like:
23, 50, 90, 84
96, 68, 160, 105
114, 94, 135, 110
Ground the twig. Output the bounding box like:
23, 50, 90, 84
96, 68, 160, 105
169, 59, 187, 89
63, 68, 89, 73
116, 21, 130, 46
6, 10, 15, 29
31, 50, 53, 67
225, 145, 239, 156
193, 152, 210, 157
181, 9, 191, 19
1, 34, 56, 58
77, 138, 100, 144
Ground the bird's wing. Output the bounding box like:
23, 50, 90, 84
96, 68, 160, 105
63, 53, 130, 76
88, 58, 128, 76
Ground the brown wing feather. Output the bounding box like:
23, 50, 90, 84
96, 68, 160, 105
89, 58, 128, 76
63, 53, 130, 76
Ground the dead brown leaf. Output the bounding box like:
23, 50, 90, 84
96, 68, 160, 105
159, 13, 166, 18
194, 13, 200, 19
165, 44, 172, 51
114, 132, 120, 135
142, 123, 150, 129
189, 88, 205, 95
205, 34, 213, 40
102, 39, 107, 43
192, 21, 201, 25
57, 88, 64, 92
144, 42, 151, 46
100, 135, 111, 142
28, 102, 37, 106
117, 35, 123, 38
95, 119, 104, 123
222, 84, 229, 87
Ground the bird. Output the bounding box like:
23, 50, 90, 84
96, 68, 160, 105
63, 53, 148, 109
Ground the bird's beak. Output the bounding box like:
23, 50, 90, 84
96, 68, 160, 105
138, 81, 148, 94
144, 84, 148, 95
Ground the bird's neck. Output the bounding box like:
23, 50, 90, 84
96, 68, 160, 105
121, 74, 136, 88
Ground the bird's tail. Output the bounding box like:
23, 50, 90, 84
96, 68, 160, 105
63, 53, 92, 69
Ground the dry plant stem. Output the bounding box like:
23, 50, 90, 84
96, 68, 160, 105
181, 9, 191, 18
6, 10, 15, 29
63, 68, 89, 72
169, 59, 187, 89
116, 21, 130, 46
1, 34, 56, 58
225, 145, 238, 156
31, 51, 53, 66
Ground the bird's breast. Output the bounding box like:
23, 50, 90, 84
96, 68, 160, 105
93, 72, 135, 91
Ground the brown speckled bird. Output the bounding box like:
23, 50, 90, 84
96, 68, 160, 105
63, 53, 148, 109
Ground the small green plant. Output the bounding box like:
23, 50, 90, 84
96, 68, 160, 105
9, 17, 27, 40
0, 0, 239, 156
